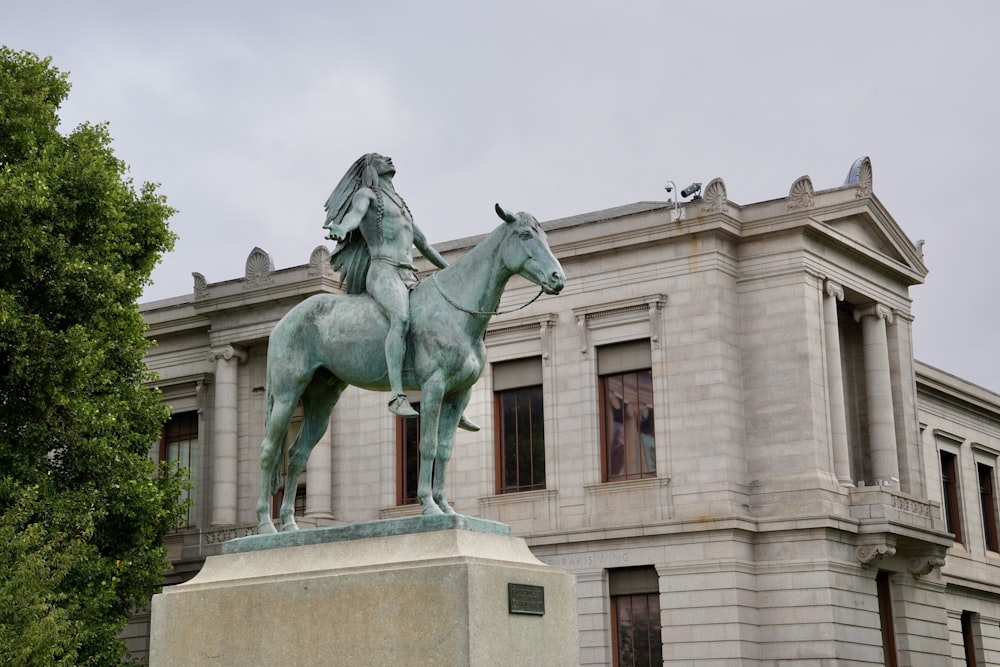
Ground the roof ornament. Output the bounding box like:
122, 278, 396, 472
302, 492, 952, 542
844, 156, 873, 198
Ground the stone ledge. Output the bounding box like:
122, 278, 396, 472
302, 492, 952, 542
223, 514, 510, 554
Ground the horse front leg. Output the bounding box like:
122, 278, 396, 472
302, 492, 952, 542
432, 392, 470, 515
416, 384, 445, 515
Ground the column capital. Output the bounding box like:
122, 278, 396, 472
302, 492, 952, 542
208, 345, 248, 364
853, 303, 893, 324
823, 280, 844, 300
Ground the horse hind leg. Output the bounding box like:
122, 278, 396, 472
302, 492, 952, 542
257, 393, 299, 534
431, 394, 469, 515
278, 373, 345, 531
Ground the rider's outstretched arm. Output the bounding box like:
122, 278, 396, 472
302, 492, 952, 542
326, 189, 371, 240
413, 225, 448, 269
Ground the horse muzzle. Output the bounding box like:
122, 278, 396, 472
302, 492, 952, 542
542, 271, 565, 295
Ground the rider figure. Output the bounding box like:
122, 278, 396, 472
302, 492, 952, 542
323, 154, 478, 429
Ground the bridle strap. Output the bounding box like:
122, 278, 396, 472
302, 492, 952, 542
431, 273, 544, 317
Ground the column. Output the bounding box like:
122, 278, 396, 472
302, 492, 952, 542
305, 426, 335, 521
209, 345, 246, 526
853, 304, 899, 484
823, 280, 852, 485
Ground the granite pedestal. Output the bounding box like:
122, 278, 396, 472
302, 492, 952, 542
149, 516, 578, 666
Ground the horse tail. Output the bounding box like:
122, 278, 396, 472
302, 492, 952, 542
263, 386, 284, 496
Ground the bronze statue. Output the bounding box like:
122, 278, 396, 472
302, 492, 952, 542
256, 171, 565, 531
323, 154, 448, 419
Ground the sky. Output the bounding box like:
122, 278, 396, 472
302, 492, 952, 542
3, 1, 998, 392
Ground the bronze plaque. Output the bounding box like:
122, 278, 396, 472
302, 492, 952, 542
508, 583, 545, 615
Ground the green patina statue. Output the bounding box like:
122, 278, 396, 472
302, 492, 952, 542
256, 154, 566, 533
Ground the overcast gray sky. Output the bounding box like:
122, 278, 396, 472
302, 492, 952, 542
4, 1, 998, 391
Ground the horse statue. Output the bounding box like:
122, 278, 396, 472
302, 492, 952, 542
256, 204, 566, 533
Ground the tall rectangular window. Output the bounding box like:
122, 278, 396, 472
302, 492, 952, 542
599, 340, 655, 482
961, 610, 981, 667
609, 566, 662, 667
978, 463, 998, 552
397, 404, 421, 505
398, 412, 421, 506
160, 411, 198, 526
494, 357, 545, 494
876, 571, 898, 667
941, 450, 963, 543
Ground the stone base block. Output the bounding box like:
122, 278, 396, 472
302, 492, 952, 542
150, 517, 578, 666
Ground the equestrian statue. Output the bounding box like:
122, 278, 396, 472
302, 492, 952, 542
256, 153, 566, 533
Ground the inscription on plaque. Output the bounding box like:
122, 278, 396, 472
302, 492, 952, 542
508, 583, 545, 615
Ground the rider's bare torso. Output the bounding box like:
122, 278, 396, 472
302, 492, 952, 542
356, 185, 416, 270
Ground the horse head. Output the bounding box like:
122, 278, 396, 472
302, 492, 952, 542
494, 203, 565, 295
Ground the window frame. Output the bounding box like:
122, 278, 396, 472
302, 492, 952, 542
396, 404, 421, 506
599, 362, 656, 483
876, 571, 898, 667
977, 462, 999, 552
940, 449, 964, 544
159, 411, 198, 527
493, 357, 546, 495
609, 566, 662, 667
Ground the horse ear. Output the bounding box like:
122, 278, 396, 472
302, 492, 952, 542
495, 203, 517, 223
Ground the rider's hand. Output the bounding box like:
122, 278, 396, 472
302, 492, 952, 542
325, 224, 347, 241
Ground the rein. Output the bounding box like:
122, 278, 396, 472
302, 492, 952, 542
431, 273, 544, 317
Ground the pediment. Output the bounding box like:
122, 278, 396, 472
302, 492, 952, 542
815, 201, 927, 283
826, 214, 906, 263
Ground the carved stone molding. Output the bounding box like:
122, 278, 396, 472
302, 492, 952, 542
573, 294, 667, 355
699, 178, 729, 214
788, 175, 815, 210
853, 302, 894, 325
244, 247, 275, 288
856, 543, 896, 568
823, 279, 844, 301
844, 156, 873, 198
485, 313, 559, 364
907, 555, 946, 578
193, 272, 210, 299
201, 524, 257, 545
208, 345, 248, 364
891, 494, 932, 517
308, 245, 333, 277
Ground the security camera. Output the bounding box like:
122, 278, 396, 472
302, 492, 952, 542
664, 184, 673, 193
681, 183, 702, 198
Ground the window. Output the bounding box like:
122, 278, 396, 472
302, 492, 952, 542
609, 566, 662, 667
941, 450, 963, 543
494, 357, 545, 493
397, 403, 421, 505
876, 571, 898, 667
599, 341, 655, 482
160, 411, 197, 526
961, 610, 981, 667
978, 463, 998, 552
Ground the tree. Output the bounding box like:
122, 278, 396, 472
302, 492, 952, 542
0, 47, 187, 664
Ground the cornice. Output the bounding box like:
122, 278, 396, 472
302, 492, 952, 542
916, 361, 1000, 421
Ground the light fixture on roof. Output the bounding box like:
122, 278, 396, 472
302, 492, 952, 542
663, 181, 703, 222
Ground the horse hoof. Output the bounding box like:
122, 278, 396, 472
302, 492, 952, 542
258, 521, 277, 535
421, 504, 444, 516
280, 522, 300, 532
436, 500, 457, 515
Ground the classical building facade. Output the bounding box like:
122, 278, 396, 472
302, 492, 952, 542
132, 158, 1000, 665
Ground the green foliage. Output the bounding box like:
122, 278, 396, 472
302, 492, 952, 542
0, 47, 186, 665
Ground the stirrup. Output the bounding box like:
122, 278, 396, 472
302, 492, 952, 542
458, 414, 480, 432
388, 394, 418, 418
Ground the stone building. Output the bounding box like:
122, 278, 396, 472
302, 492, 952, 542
133, 157, 1000, 665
